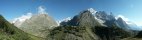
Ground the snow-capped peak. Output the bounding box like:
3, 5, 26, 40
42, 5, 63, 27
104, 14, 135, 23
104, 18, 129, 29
62, 17, 71, 22
87, 8, 97, 14
57, 17, 72, 25
12, 12, 32, 27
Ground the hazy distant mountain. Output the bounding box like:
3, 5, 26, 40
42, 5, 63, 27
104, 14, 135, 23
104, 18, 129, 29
19, 13, 58, 38
127, 21, 142, 30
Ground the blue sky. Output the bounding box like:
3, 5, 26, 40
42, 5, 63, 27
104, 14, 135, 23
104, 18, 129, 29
0, 0, 142, 26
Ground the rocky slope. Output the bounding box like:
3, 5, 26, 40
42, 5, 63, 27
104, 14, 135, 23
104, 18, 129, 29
19, 13, 58, 38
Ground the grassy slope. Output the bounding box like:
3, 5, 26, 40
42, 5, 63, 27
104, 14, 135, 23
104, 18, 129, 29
0, 15, 44, 40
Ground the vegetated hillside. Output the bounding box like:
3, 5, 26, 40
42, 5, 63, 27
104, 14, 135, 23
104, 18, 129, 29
0, 15, 43, 40
46, 23, 134, 40
46, 25, 100, 40
94, 24, 132, 40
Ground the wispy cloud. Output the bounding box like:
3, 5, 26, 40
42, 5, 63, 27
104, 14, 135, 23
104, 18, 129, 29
38, 6, 47, 14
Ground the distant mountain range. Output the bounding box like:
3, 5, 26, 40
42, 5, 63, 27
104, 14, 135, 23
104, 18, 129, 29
0, 8, 142, 40
47, 8, 142, 40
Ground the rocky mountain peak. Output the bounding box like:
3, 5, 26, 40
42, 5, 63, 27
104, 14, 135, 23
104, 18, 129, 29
67, 9, 101, 27
19, 13, 58, 38
15, 6, 58, 38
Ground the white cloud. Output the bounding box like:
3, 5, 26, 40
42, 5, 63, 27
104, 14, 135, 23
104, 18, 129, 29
12, 12, 32, 27
88, 8, 97, 14
38, 6, 46, 14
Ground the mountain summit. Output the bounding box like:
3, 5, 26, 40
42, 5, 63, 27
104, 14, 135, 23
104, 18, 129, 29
19, 13, 58, 38
14, 6, 58, 38
67, 9, 101, 27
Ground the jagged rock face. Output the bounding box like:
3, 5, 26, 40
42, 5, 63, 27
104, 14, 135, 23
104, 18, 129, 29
95, 11, 108, 20
95, 11, 116, 27
68, 10, 101, 27
19, 13, 58, 38
95, 11, 115, 21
